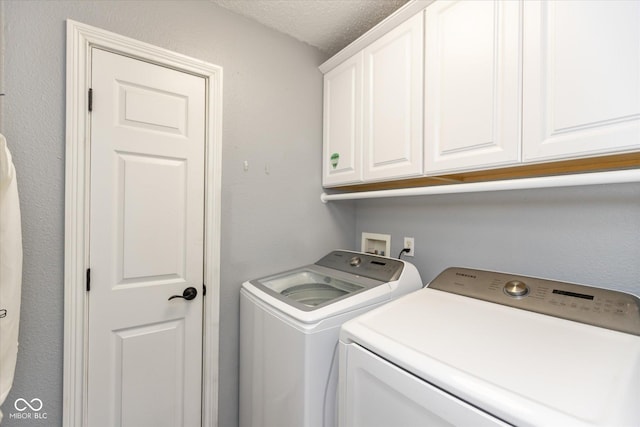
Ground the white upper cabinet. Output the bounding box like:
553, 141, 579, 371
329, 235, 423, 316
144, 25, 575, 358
363, 12, 424, 182
522, 0, 640, 162
322, 53, 363, 186
424, 0, 522, 174
321, 0, 640, 188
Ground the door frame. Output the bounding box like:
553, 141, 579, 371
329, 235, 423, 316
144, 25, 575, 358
63, 20, 223, 427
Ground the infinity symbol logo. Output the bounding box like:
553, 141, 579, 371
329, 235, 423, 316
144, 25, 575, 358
14, 398, 43, 412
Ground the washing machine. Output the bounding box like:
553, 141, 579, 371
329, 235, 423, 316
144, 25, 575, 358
338, 267, 640, 427
239, 250, 422, 427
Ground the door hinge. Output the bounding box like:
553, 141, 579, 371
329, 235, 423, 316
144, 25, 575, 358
86, 268, 91, 292
203, 284, 207, 296
88, 88, 93, 112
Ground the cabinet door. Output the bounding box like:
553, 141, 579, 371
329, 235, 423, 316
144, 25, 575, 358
323, 53, 363, 186
523, 0, 640, 162
363, 12, 424, 182
424, 0, 521, 174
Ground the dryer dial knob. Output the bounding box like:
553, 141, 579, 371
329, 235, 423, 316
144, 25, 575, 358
504, 280, 529, 297
350, 256, 362, 267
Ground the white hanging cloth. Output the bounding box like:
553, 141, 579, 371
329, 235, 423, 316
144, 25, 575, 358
0, 133, 23, 423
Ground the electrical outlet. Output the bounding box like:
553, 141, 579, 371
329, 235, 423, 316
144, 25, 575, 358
403, 237, 415, 257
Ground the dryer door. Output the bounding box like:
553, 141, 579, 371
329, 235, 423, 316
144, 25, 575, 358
339, 343, 509, 427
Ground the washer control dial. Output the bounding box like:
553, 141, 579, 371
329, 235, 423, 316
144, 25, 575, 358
349, 256, 362, 267
504, 280, 529, 297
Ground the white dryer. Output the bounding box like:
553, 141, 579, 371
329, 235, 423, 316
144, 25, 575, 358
339, 267, 640, 427
239, 250, 422, 427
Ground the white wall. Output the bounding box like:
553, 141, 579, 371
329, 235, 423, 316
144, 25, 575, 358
0, 1, 355, 426
354, 183, 640, 295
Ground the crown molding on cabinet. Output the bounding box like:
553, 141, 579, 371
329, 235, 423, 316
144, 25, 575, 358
319, 0, 434, 73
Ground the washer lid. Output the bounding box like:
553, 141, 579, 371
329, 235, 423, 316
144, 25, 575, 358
256, 267, 367, 306
249, 251, 407, 313
249, 265, 386, 313
341, 275, 640, 427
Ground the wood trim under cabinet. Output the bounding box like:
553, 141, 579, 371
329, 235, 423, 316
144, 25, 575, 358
327, 152, 640, 193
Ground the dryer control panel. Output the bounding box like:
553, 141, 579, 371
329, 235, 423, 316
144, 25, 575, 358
429, 267, 640, 336
316, 251, 405, 283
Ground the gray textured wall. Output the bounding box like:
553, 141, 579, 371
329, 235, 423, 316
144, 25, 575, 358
0, 1, 354, 426
354, 183, 640, 295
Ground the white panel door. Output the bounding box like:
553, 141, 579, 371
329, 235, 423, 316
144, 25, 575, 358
323, 53, 363, 186
424, 0, 521, 174
363, 12, 424, 182
88, 48, 205, 427
522, 0, 640, 162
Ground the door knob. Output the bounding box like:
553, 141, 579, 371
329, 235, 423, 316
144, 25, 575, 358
168, 287, 198, 301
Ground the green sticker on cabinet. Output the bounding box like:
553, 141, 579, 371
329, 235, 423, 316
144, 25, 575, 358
330, 153, 340, 169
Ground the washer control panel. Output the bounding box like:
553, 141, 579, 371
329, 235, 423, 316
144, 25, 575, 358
429, 267, 640, 336
316, 251, 405, 282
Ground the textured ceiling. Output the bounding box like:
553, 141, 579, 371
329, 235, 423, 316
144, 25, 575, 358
210, 0, 410, 56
